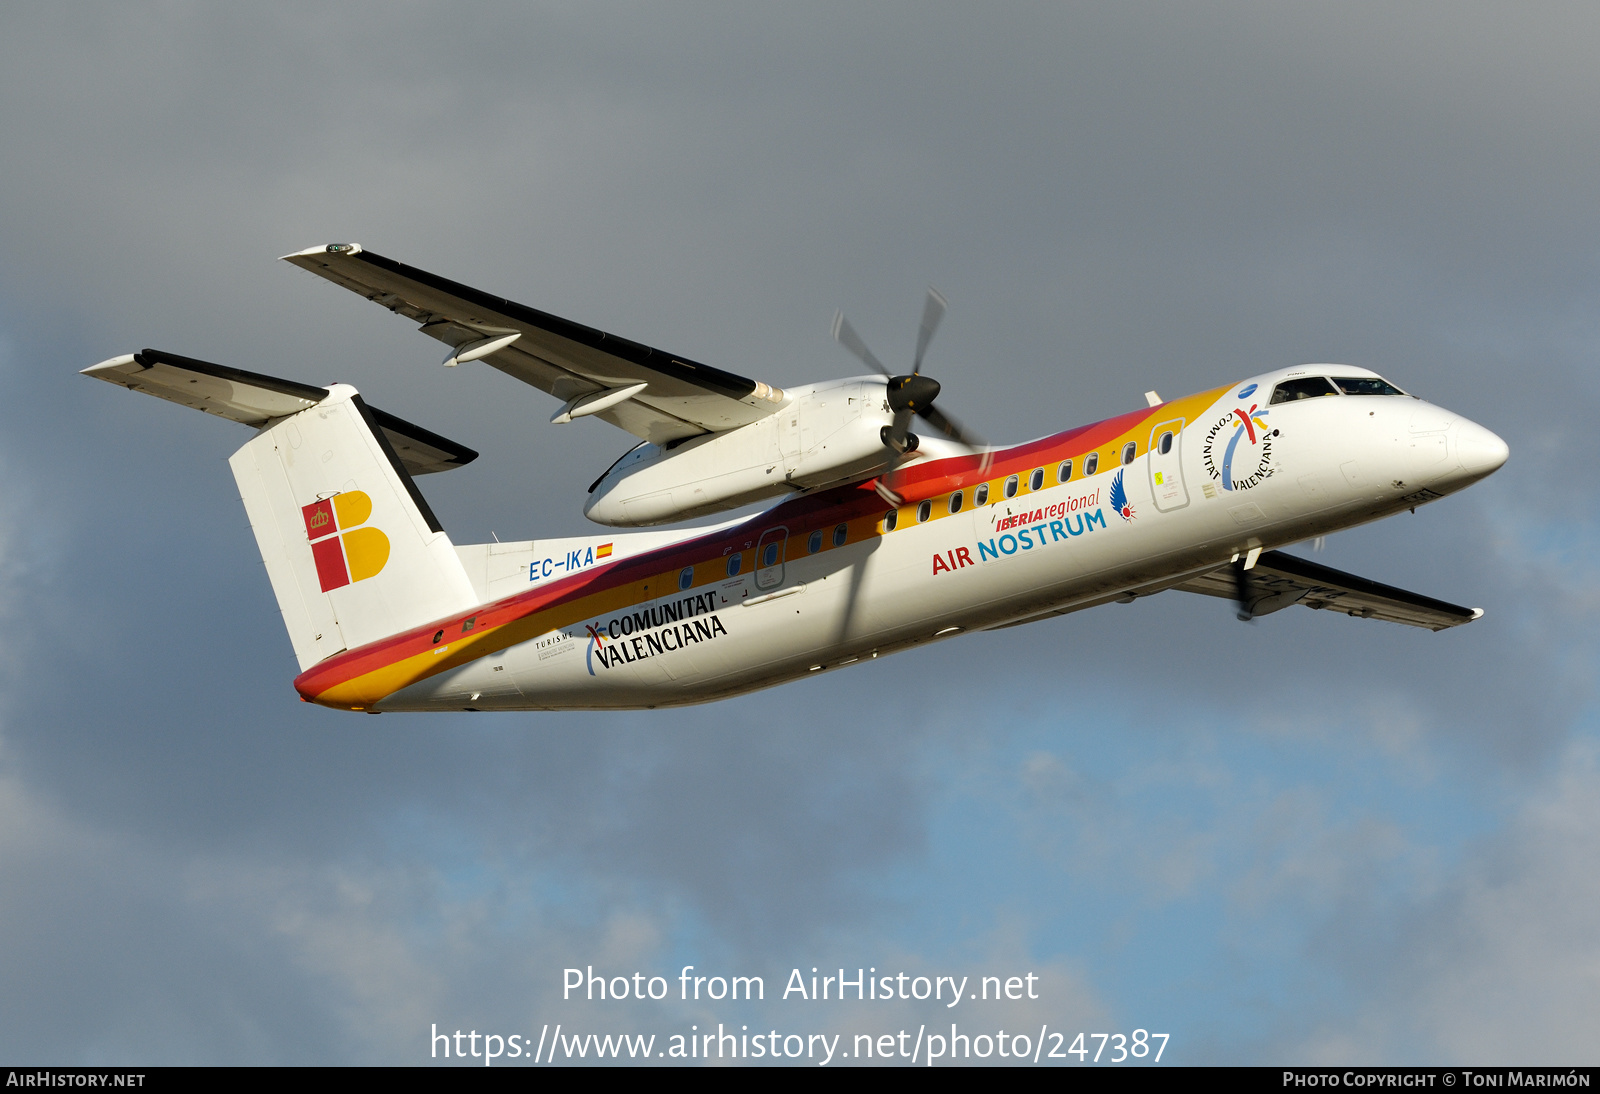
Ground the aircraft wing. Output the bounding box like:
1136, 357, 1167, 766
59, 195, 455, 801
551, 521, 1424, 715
282, 244, 784, 446
83, 349, 478, 476
1172, 549, 1482, 630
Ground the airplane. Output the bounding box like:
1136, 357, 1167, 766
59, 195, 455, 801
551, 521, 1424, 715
83, 244, 1510, 713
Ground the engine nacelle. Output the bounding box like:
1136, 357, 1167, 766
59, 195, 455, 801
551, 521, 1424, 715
584, 377, 892, 526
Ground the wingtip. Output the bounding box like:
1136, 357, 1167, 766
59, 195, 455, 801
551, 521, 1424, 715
80, 353, 139, 377
280, 242, 364, 261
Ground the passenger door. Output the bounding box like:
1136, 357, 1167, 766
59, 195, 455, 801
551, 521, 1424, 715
1148, 418, 1190, 511
755, 526, 789, 589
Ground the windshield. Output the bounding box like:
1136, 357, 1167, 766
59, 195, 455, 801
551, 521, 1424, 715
1332, 376, 1406, 396
1269, 377, 1339, 404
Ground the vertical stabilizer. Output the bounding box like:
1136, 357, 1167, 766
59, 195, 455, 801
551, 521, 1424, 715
228, 384, 478, 669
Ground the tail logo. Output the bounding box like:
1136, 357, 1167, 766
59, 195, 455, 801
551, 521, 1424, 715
301, 491, 391, 592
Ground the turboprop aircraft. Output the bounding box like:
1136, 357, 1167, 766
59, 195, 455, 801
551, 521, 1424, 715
84, 244, 1509, 712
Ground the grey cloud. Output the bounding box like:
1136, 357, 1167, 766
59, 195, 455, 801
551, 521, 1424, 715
1, 0, 1597, 1062
1284, 740, 1600, 1064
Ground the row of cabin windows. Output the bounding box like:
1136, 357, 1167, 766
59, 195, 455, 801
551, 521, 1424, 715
889, 436, 1157, 529
691, 431, 1166, 564
668, 423, 1191, 591
684, 424, 1193, 580
680, 423, 1170, 587
805, 523, 850, 555
678, 521, 856, 589
675, 422, 1177, 588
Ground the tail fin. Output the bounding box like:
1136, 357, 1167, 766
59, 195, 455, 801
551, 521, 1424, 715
85, 350, 480, 668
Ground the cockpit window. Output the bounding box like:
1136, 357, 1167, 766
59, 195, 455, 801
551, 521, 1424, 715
1332, 376, 1406, 397
1269, 377, 1340, 404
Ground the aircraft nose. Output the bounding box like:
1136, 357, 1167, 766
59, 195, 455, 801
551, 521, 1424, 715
1453, 418, 1509, 479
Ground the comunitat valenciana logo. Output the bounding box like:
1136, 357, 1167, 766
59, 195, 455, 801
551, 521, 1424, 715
302, 491, 390, 592
1201, 384, 1277, 492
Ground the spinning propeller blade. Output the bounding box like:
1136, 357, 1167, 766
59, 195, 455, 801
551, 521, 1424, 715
912, 287, 947, 376
917, 402, 981, 447
830, 312, 890, 376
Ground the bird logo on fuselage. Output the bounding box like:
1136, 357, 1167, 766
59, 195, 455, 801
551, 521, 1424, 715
1110, 469, 1135, 521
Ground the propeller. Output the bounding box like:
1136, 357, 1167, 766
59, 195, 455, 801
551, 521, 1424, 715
828, 289, 992, 651
831, 288, 987, 478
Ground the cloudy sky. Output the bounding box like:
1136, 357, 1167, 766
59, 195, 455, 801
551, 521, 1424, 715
2, 2, 1597, 1065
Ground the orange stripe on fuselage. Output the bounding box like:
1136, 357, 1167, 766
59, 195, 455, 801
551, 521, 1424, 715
292, 385, 1229, 709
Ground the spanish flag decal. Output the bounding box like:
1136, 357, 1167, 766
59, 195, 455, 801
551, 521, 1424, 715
596, 543, 613, 558
301, 491, 391, 592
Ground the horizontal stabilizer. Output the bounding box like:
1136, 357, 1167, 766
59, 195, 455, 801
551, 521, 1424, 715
363, 405, 478, 476
83, 349, 477, 476
83, 349, 325, 425
1173, 550, 1482, 630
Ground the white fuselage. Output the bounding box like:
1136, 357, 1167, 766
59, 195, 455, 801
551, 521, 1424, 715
375, 368, 1506, 712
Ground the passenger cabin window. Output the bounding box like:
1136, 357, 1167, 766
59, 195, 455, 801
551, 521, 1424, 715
949, 491, 963, 514
1004, 475, 1019, 499
1158, 431, 1173, 455
726, 554, 742, 577
1332, 376, 1406, 397
1029, 468, 1044, 491
833, 522, 848, 547
679, 567, 694, 590
1121, 441, 1136, 465
762, 542, 780, 567
1084, 452, 1099, 476
1270, 376, 1339, 404
808, 529, 823, 554
884, 510, 898, 532
974, 483, 989, 506
1057, 460, 1072, 483
916, 499, 932, 523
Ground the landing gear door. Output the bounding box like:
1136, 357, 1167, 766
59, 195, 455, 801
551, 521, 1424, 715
1148, 418, 1189, 512
755, 526, 788, 589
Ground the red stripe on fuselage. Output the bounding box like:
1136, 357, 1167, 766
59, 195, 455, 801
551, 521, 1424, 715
292, 396, 1214, 702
